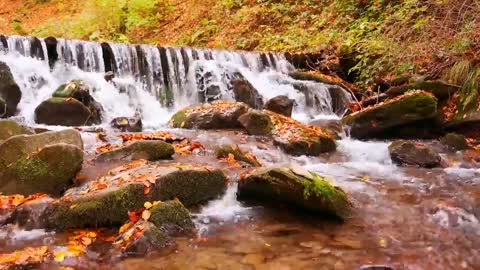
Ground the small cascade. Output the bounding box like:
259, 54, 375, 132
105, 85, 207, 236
0, 34, 352, 127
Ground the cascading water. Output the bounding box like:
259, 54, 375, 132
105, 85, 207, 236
0, 34, 352, 129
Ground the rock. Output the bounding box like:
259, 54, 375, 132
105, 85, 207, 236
0, 129, 84, 195
111, 116, 142, 132
114, 220, 169, 256
42, 163, 227, 229
388, 140, 442, 168
359, 265, 394, 270
215, 144, 262, 167
0, 61, 22, 117
268, 110, 336, 156
0, 143, 83, 196
104, 71, 115, 82
342, 91, 438, 139
11, 196, 54, 230
169, 100, 249, 129
309, 119, 343, 139
95, 140, 174, 162
34, 97, 92, 126
149, 200, 195, 233
232, 73, 263, 109
385, 80, 459, 100
444, 111, 480, 134
264, 95, 294, 117
440, 133, 469, 151
51, 80, 103, 124
238, 109, 273, 136
238, 166, 352, 220
0, 120, 34, 142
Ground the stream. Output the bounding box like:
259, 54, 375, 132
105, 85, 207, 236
0, 35, 479, 270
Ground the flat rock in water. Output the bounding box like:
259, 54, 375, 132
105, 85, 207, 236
42, 162, 227, 229
342, 91, 438, 139
0, 120, 34, 142
169, 100, 249, 129
238, 166, 352, 220
388, 140, 442, 168
95, 140, 174, 162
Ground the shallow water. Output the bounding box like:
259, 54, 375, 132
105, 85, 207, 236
1, 130, 479, 270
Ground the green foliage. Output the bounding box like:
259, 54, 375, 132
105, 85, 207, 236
457, 67, 480, 114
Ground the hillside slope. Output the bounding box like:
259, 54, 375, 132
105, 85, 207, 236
0, 0, 479, 89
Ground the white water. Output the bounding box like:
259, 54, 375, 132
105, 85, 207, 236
0, 35, 352, 129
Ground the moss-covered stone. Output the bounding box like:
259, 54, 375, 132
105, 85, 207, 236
0, 61, 22, 117
238, 109, 273, 136
149, 201, 195, 232
342, 91, 438, 139
388, 140, 442, 168
169, 100, 249, 129
113, 220, 169, 256
0, 143, 83, 196
440, 133, 469, 151
0, 120, 34, 142
43, 163, 227, 229
385, 80, 459, 100
238, 166, 352, 220
95, 140, 174, 162
34, 97, 92, 126
215, 144, 261, 167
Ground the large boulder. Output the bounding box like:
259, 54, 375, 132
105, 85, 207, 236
264, 95, 294, 117
215, 144, 262, 167
0, 129, 84, 195
111, 116, 143, 132
95, 140, 174, 162
238, 166, 352, 220
0, 62, 22, 117
34, 97, 92, 126
238, 109, 273, 136
169, 100, 249, 129
385, 80, 459, 100
0, 120, 34, 142
232, 74, 263, 109
342, 91, 438, 139
53, 80, 103, 124
0, 143, 83, 196
388, 140, 442, 168
42, 163, 227, 229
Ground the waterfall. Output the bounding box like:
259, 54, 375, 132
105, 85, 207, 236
0, 34, 352, 128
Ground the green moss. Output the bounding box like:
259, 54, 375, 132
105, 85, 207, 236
15, 156, 50, 182
302, 172, 337, 200
170, 111, 187, 128
149, 201, 194, 231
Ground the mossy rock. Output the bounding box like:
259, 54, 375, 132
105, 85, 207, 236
238, 109, 273, 136
53, 80, 90, 99
268, 110, 337, 156
0, 120, 34, 142
385, 80, 459, 100
169, 100, 249, 129
114, 220, 169, 256
342, 92, 438, 139
149, 201, 195, 233
215, 144, 261, 167
43, 164, 227, 229
440, 133, 469, 151
95, 140, 174, 162
238, 166, 352, 220
0, 61, 22, 117
388, 140, 441, 168
0, 129, 83, 166
0, 143, 83, 196
34, 97, 92, 126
